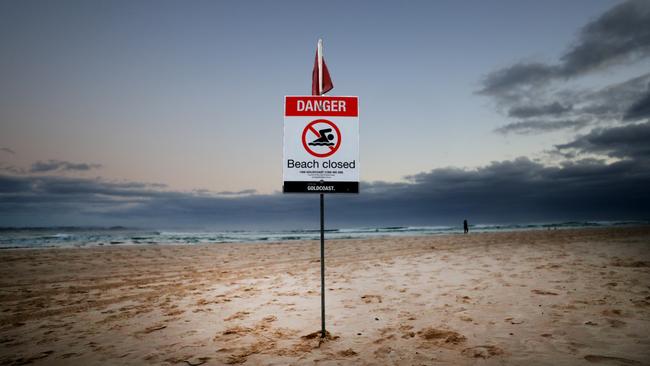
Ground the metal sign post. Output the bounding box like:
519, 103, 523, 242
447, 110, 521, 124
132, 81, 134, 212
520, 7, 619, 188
282, 40, 359, 338
320, 193, 325, 337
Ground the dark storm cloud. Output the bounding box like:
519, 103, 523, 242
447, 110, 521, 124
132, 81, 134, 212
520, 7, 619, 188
0, 147, 15, 155
624, 86, 650, 121
556, 121, 650, 160
478, 1, 650, 136
580, 74, 650, 119
328, 157, 650, 225
495, 74, 650, 134
490, 70, 650, 135
507, 102, 572, 119
494, 118, 590, 135
30, 160, 102, 173
479, 0, 650, 96
560, 0, 650, 75
2, 149, 649, 228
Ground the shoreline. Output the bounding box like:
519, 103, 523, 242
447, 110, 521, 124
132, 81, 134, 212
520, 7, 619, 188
1, 224, 649, 252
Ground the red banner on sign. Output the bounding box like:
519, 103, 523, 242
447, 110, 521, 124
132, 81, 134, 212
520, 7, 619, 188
285, 96, 358, 117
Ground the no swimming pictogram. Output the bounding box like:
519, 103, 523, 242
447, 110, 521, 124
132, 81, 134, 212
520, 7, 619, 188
301, 119, 341, 158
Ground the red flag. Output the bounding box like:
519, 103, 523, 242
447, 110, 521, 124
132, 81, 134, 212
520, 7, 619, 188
311, 42, 333, 95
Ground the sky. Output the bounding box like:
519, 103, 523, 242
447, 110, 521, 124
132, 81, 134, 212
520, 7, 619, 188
1, 0, 649, 229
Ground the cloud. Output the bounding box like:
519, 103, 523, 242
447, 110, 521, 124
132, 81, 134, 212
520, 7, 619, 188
479, 63, 559, 96
479, 63, 560, 97
624, 85, 650, 121
507, 102, 572, 119
478, 1, 650, 136
29, 160, 102, 173
2, 150, 649, 228
0, 163, 25, 175
479, 0, 650, 95
215, 189, 257, 196
579, 73, 650, 120
495, 118, 590, 135
496, 74, 650, 130
556, 121, 650, 159
560, 0, 650, 75
0, 148, 15, 155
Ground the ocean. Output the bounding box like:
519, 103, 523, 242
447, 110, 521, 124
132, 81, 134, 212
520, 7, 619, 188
0, 221, 646, 249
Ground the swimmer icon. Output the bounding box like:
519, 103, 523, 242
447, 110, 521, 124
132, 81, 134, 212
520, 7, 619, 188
309, 128, 335, 146
301, 119, 341, 158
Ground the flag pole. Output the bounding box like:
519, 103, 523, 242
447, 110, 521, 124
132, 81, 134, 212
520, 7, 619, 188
318, 39, 324, 96
317, 38, 326, 339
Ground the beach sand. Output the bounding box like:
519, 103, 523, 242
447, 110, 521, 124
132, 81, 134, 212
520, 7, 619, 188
1, 227, 649, 365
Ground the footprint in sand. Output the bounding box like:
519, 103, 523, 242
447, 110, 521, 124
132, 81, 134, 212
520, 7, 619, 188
584, 355, 641, 365
602, 309, 624, 317
164, 309, 184, 317
461, 345, 505, 359
183, 357, 211, 366
532, 289, 559, 295
139, 324, 166, 335
361, 294, 382, 304
456, 295, 472, 304
373, 345, 394, 358
224, 311, 250, 321
504, 317, 524, 325
417, 327, 466, 347
605, 319, 626, 328
338, 348, 357, 357
8, 351, 55, 365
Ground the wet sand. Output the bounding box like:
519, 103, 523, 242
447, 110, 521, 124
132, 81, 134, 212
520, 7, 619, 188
1, 227, 649, 365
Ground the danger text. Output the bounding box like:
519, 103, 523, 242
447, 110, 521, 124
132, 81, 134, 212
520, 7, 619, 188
296, 100, 346, 113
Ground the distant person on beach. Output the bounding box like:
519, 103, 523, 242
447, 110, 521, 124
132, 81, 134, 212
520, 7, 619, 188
463, 219, 469, 234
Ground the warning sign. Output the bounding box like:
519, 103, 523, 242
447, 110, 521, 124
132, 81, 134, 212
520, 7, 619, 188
283, 96, 359, 193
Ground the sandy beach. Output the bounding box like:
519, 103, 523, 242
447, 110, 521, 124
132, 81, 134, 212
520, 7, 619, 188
1, 227, 649, 365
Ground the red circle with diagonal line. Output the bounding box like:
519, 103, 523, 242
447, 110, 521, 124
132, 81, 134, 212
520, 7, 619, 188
302, 119, 341, 158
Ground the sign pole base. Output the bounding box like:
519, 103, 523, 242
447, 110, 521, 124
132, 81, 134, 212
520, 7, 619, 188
320, 193, 326, 338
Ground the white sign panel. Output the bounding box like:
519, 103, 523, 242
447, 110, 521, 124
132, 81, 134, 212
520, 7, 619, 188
283, 96, 359, 193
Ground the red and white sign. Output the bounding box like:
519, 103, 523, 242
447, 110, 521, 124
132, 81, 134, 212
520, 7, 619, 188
285, 96, 358, 117
283, 96, 359, 193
